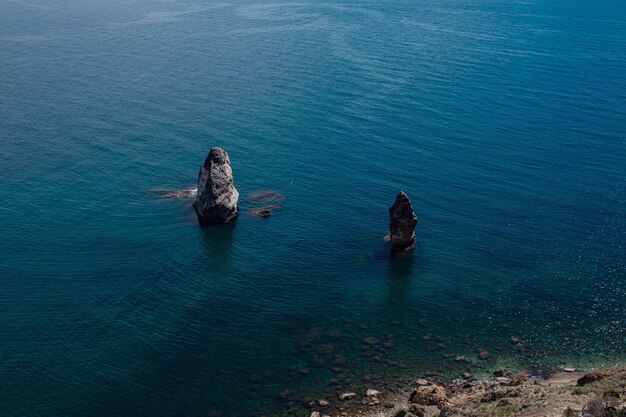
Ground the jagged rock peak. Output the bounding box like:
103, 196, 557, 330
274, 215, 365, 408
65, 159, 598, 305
192, 147, 239, 226
389, 191, 418, 253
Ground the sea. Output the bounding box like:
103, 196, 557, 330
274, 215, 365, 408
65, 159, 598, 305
0, 0, 625, 416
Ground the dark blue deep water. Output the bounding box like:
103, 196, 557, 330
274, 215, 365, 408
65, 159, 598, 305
1, 0, 625, 416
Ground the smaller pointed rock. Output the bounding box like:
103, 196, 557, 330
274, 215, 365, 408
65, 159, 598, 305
389, 192, 417, 253
193, 147, 239, 226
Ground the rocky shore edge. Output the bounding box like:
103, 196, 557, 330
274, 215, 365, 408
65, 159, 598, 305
300, 366, 626, 417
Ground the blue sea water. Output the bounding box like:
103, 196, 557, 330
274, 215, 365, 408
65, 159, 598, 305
1, 0, 625, 416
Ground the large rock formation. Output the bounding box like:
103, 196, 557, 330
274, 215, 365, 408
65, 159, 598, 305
193, 147, 239, 225
389, 191, 417, 252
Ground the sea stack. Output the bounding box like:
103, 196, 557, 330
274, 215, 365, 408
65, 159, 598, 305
389, 191, 418, 253
193, 147, 239, 226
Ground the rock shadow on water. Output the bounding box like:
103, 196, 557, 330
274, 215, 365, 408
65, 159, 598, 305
383, 248, 415, 316
387, 251, 414, 279
198, 220, 237, 268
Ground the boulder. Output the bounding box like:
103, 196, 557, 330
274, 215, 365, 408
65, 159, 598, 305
408, 405, 426, 417
193, 147, 239, 225
366, 389, 380, 397
396, 409, 425, 417
577, 370, 610, 386
389, 192, 417, 252
409, 385, 447, 408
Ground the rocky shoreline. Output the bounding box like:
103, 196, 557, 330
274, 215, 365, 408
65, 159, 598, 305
297, 366, 626, 417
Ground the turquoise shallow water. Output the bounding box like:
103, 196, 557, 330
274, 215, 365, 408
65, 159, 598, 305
1, 0, 625, 416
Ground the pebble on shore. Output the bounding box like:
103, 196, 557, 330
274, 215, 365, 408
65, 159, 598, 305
339, 392, 356, 401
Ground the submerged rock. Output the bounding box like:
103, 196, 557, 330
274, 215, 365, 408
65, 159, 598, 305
150, 187, 197, 199
478, 348, 491, 360
277, 389, 292, 402
248, 189, 285, 203
247, 373, 264, 383
509, 336, 521, 344
247, 189, 285, 218
250, 208, 272, 218
363, 337, 380, 346
193, 147, 239, 225
388, 192, 418, 253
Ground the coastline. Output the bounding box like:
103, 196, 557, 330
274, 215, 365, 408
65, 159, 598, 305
301, 366, 626, 417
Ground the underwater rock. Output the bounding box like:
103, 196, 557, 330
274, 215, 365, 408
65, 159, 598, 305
363, 337, 380, 346
247, 373, 264, 383
388, 192, 418, 253
247, 189, 285, 217
248, 189, 285, 203
277, 389, 292, 402
250, 208, 272, 218
478, 349, 491, 360
150, 187, 197, 199
193, 147, 239, 225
